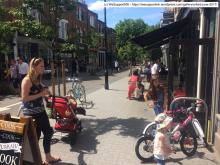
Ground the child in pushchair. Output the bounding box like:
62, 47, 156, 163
45, 95, 86, 133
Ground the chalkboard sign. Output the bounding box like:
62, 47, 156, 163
0, 129, 24, 165
0, 114, 42, 165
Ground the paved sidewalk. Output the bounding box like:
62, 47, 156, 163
40, 76, 220, 165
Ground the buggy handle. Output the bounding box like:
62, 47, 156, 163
44, 95, 69, 103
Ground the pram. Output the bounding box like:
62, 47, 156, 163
45, 95, 86, 140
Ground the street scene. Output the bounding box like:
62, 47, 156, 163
1, 0, 220, 165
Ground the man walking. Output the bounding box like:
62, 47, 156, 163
151, 59, 160, 79
17, 56, 28, 85
114, 60, 119, 72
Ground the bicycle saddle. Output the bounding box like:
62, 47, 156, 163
66, 77, 81, 82
73, 77, 81, 82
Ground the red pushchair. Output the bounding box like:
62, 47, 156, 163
45, 95, 86, 141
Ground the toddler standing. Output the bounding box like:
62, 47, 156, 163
153, 113, 175, 165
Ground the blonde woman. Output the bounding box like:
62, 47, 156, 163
21, 57, 61, 164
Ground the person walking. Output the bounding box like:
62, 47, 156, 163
114, 60, 119, 72
17, 56, 28, 85
151, 59, 160, 79
9, 59, 19, 94
20, 57, 61, 165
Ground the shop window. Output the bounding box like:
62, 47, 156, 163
206, 9, 216, 38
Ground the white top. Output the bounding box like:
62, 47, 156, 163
114, 61, 119, 67
153, 132, 171, 160
18, 62, 28, 75
151, 63, 159, 75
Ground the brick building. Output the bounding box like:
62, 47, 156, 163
1, 0, 116, 74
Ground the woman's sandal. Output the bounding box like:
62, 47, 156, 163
42, 158, 61, 165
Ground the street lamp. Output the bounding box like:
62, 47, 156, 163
104, 0, 109, 90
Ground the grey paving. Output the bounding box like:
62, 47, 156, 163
39, 76, 220, 165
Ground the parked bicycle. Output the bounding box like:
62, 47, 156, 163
67, 77, 94, 109
135, 97, 207, 162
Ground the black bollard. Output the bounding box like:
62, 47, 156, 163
104, 69, 109, 90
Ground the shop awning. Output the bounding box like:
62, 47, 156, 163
131, 16, 191, 47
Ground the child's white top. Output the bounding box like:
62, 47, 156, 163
153, 131, 171, 160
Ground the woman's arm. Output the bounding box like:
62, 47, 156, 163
163, 87, 168, 111
21, 77, 47, 102
144, 91, 149, 102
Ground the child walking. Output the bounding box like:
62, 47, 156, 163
153, 113, 175, 165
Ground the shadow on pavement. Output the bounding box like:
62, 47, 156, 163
109, 88, 127, 92
54, 162, 76, 165
0, 95, 20, 101
50, 117, 150, 164
167, 150, 219, 165
64, 117, 150, 165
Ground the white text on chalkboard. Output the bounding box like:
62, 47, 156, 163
0, 154, 18, 165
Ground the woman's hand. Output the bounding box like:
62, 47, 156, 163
40, 89, 51, 97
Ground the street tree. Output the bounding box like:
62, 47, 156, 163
115, 19, 160, 63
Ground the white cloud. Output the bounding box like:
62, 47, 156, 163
88, 1, 104, 11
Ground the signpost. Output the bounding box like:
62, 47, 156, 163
0, 114, 42, 165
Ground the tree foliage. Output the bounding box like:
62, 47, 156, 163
115, 19, 160, 62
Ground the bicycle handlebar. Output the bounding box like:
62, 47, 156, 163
169, 97, 208, 113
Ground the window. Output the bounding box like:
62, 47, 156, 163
80, 28, 83, 43
90, 15, 95, 27
77, 7, 82, 21
59, 19, 68, 40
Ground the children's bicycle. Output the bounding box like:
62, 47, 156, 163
67, 77, 94, 109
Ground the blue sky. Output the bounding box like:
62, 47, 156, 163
86, 0, 165, 28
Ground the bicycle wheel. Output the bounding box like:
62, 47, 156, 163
72, 81, 77, 91
135, 135, 154, 162
143, 122, 157, 137
67, 89, 75, 98
74, 83, 86, 102
81, 101, 94, 109
180, 132, 197, 157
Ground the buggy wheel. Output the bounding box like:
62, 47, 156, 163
72, 81, 77, 91
180, 132, 197, 157
135, 135, 154, 162
81, 101, 94, 109
77, 120, 83, 133
69, 131, 77, 145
